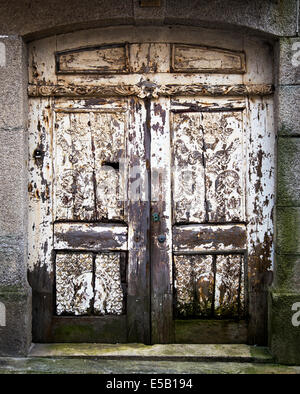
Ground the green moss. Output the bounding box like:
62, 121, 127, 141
39, 342, 150, 357
175, 319, 248, 344
277, 137, 300, 206
269, 291, 300, 365
278, 125, 294, 136
53, 325, 97, 342
276, 207, 300, 253
249, 346, 273, 361
0, 285, 30, 302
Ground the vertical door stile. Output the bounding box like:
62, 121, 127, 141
126, 97, 151, 343
28, 97, 55, 341
150, 98, 174, 343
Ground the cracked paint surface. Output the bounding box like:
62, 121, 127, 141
27, 37, 275, 342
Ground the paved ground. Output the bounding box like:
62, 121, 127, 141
29, 343, 274, 362
0, 357, 300, 374
0, 344, 299, 374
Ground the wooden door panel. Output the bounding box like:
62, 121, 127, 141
91, 111, 126, 221
94, 252, 126, 316
174, 253, 245, 319
203, 111, 245, 222
27, 94, 273, 344
54, 223, 128, 250
55, 252, 94, 316
54, 111, 95, 221
214, 254, 245, 318
55, 252, 126, 317
173, 223, 247, 252
170, 99, 247, 343
56, 44, 129, 74
172, 112, 206, 223
174, 254, 214, 318
54, 108, 126, 222
28, 97, 151, 342
171, 107, 245, 224
28, 38, 275, 345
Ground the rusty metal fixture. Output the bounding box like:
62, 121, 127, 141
152, 213, 160, 222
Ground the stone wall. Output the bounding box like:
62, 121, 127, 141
0, 35, 31, 356
269, 33, 300, 364
0, 0, 299, 363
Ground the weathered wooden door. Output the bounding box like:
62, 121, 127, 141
149, 97, 250, 343
28, 34, 275, 344
28, 96, 153, 343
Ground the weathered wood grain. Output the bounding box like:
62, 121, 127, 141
53, 107, 126, 222
174, 253, 244, 319
53, 111, 95, 221
126, 97, 151, 343
28, 98, 54, 274
171, 112, 206, 223
203, 111, 245, 222
56, 44, 129, 74
173, 224, 247, 252
28, 35, 275, 345
246, 97, 275, 344
54, 223, 128, 250
150, 98, 174, 343
28, 98, 55, 341
91, 111, 126, 221
171, 108, 245, 224
175, 319, 248, 344
130, 43, 170, 73
50, 315, 127, 343
215, 254, 245, 318
28, 83, 274, 98
171, 44, 246, 73
174, 255, 214, 318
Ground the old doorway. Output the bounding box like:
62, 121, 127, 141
27, 27, 275, 344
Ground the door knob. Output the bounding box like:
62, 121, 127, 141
152, 213, 160, 222
158, 234, 166, 243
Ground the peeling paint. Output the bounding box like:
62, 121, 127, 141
28, 38, 275, 342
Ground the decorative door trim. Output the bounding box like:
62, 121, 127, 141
28, 83, 274, 99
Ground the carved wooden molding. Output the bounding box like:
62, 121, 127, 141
28, 83, 274, 98
171, 44, 246, 74
55, 44, 129, 74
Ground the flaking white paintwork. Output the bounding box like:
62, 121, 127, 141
56, 252, 94, 315
94, 253, 124, 315
28, 98, 54, 273
28, 33, 275, 326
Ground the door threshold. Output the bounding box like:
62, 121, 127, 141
29, 343, 273, 363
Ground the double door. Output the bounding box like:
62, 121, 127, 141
29, 94, 248, 343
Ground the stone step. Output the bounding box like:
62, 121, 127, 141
29, 343, 273, 363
